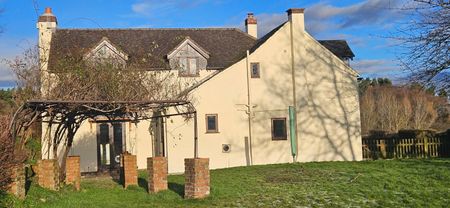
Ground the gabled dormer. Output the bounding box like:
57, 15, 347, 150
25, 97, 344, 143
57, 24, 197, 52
167, 37, 210, 77
84, 37, 128, 66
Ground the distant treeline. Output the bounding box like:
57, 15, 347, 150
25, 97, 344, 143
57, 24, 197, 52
358, 78, 450, 135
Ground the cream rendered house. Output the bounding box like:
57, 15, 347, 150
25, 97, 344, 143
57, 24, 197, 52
38, 8, 362, 174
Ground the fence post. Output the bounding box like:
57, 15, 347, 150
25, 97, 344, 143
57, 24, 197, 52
380, 140, 386, 158
424, 137, 429, 157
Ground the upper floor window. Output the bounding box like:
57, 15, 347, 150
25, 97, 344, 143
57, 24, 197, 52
251, 62, 260, 78
179, 57, 198, 77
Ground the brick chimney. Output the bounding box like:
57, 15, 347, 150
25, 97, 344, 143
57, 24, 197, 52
245, 13, 257, 38
287, 8, 305, 31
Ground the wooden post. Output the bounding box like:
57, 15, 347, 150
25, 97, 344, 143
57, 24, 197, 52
380, 139, 386, 159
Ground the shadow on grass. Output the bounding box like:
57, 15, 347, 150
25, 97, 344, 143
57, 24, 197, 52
138, 178, 148, 192
168, 182, 184, 197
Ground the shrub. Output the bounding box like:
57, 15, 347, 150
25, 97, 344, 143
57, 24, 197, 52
0, 116, 15, 191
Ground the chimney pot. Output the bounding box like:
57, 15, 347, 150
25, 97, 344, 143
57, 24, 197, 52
45, 7, 52, 14
38, 7, 57, 23
245, 13, 257, 25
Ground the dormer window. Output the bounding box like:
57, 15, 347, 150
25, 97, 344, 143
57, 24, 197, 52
167, 37, 209, 77
84, 37, 128, 66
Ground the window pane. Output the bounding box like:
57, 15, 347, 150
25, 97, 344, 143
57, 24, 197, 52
189, 58, 197, 74
179, 58, 187, 72
272, 119, 286, 139
207, 115, 217, 131
251, 63, 260, 78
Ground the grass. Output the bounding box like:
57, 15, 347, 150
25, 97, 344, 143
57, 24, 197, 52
1, 159, 449, 207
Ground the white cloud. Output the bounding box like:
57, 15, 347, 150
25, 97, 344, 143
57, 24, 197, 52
0, 37, 35, 88
254, 13, 286, 37
0, 62, 15, 88
352, 59, 407, 82
233, 0, 407, 38
305, 0, 406, 35
352, 59, 400, 74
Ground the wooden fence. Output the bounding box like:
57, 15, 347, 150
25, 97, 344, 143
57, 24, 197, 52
362, 130, 450, 159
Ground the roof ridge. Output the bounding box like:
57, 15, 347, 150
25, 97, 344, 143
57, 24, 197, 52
56, 28, 242, 31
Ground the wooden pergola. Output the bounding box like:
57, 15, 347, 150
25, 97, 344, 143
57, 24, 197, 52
10, 99, 200, 176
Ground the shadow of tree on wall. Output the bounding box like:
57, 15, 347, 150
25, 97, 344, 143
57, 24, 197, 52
248, 32, 361, 162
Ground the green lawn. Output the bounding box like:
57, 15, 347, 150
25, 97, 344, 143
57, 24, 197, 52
2, 159, 450, 207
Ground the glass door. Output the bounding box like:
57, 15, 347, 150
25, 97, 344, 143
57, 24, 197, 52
97, 123, 125, 173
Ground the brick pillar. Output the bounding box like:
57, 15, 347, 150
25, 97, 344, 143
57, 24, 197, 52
37, 159, 60, 190
147, 157, 168, 193
122, 154, 137, 188
184, 158, 210, 199
65, 156, 81, 191
8, 164, 26, 199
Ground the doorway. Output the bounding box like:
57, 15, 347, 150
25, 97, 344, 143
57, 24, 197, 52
97, 123, 125, 173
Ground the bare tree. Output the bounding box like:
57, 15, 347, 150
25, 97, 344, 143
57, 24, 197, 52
409, 89, 439, 129
399, 0, 450, 89
360, 85, 443, 134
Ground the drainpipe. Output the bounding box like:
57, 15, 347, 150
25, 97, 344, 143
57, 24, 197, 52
194, 111, 198, 158
245, 50, 254, 165
289, 16, 299, 162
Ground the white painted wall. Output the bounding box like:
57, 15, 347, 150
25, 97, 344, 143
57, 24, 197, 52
40, 10, 362, 174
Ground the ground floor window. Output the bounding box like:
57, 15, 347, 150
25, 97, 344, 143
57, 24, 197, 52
271, 118, 287, 140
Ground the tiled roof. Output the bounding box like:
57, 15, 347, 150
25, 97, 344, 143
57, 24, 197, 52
48, 27, 355, 70
317, 40, 355, 59
48, 28, 256, 70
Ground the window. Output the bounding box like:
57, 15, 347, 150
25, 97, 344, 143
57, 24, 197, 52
179, 57, 198, 77
271, 118, 287, 140
205, 114, 218, 133
251, 62, 260, 78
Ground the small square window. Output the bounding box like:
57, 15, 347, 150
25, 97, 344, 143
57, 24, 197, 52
206, 114, 219, 133
271, 118, 287, 140
251, 62, 260, 78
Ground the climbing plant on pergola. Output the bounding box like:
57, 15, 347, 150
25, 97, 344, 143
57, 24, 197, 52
6, 46, 202, 179
10, 99, 200, 179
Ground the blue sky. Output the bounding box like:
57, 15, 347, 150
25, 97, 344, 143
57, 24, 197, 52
0, 0, 411, 88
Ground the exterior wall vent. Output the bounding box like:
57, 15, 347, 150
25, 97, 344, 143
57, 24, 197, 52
222, 144, 231, 153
